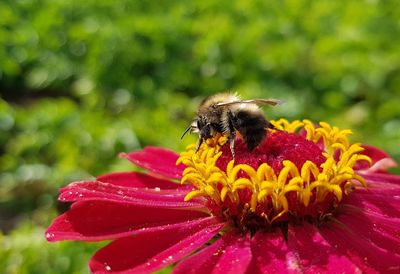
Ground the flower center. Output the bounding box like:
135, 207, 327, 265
177, 119, 371, 234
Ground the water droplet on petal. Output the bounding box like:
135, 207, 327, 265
104, 264, 111, 271
154, 187, 161, 192
45, 232, 54, 239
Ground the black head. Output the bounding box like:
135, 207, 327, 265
197, 116, 213, 140
180, 115, 214, 141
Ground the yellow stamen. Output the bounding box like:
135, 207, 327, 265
177, 119, 371, 223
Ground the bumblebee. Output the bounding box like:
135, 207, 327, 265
181, 93, 282, 158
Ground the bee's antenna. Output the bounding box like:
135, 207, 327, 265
180, 125, 192, 140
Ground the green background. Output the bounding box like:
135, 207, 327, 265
1, 0, 399, 273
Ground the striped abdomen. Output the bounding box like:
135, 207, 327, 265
232, 110, 269, 150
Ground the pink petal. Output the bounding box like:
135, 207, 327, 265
97, 171, 190, 190
336, 207, 400, 254
364, 158, 398, 173
346, 191, 400, 218
362, 172, 400, 188
122, 147, 185, 179
46, 200, 211, 242
247, 231, 297, 274
318, 218, 400, 273
89, 217, 224, 274
173, 232, 252, 274
355, 145, 398, 172
356, 183, 400, 196
59, 180, 205, 209
287, 223, 363, 273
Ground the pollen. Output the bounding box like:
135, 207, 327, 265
176, 119, 371, 231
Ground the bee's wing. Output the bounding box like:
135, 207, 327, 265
215, 98, 283, 107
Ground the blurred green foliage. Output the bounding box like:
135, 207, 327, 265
1, 221, 101, 274
1, 0, 400, 273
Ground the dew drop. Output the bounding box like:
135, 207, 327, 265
45, 232, 54, 239
104, 264, 111, 271
154, 187, 161, 192
213, 249, 221, 256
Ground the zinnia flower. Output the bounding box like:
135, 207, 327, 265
46, 119, 400, 273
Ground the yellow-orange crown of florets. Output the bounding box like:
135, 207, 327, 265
177, 119, 371, 226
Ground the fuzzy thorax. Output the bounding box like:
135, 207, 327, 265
177, 119, 371, 231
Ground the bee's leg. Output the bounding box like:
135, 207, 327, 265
227, 110, 236, 159
195, 137, 203, 153
229, 134, 236, 160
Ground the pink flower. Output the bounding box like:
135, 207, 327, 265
46, 119, 400, 273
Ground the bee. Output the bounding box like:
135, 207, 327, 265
181, 93, 283, 158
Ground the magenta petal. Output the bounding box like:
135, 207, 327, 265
318, 218, 400, 273
355, 145, 397, 172
346, 191, 400, 218
247, 231, 295, 274
287, 223, 360, 273
97, 171, 190, 190
46, 200, 211, 241
122, 146, 185, 179
336, 208, 400, 254
173, 232, 252, 274
59, 181, 205, 209
362, 172, 400, 189
365, 158, 398, 173
362, 145, 391, 161
89, 217, 224, 274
